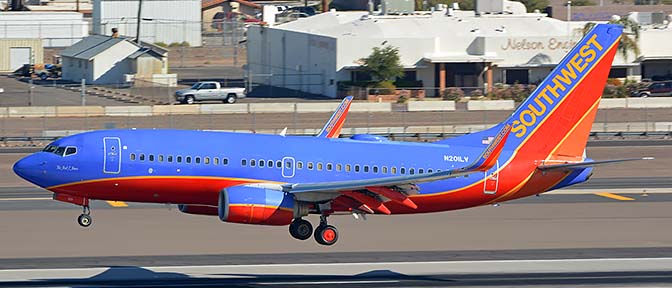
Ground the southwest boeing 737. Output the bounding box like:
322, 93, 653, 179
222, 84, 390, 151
13, 24, 649, 245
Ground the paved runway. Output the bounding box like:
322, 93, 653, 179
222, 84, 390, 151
0, 142, 670, 287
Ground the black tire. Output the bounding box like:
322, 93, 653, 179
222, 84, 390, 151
78, 214, 92, 227
289, 219, 313, 240
225, 94, 237, 104
314, 225, 338, 246
39, 73, 48, 81
185, 95, 195, 104
639, 92, 649, 98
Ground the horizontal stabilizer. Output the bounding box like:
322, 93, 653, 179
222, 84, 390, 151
538, 157, 654, 171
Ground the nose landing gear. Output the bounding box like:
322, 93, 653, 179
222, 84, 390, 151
77, 205, 92, 227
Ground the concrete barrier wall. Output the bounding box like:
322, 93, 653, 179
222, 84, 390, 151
249, 103, 296, 113
295, 103, 341, 113
0, 107, 8, 118
598, 99, 627, 109
8, 107, 57, 118
56, 106, 105, 117
627, 97, 672, 108
152, 105, 200, 115
199, 104, 248, 114
466, 100, 515, 111
349, 103, 391, 112
104, 106, 152, 117
407, 101, 456, 112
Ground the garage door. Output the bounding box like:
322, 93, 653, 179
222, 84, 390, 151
10, 47, 31, 71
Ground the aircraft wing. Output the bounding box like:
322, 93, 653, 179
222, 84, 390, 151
282, 124, 511, 213
537, 157, 654, 171
316, 96, 353, 138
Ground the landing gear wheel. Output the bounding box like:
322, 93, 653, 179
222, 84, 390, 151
78, 205, 92, 227
77, 214, 92, 227
289, 219, 313, 240
314, 225, 338, 246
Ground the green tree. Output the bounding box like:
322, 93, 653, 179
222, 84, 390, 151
571, 0, 596, 5
360, 45, 404, 82
583, 18, 640, 61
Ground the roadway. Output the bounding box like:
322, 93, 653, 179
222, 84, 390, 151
0, 143, 670, 287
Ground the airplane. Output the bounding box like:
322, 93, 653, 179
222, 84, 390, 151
13, 24, 650, 245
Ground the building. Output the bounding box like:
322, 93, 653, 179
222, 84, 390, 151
92, 0, 202, 46
0, 12, 89, 47
246, 0, 665, 98
60, 35, 169, 84
0, 39, 44, 72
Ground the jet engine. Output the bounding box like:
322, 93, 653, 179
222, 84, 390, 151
218, 185, 310, 225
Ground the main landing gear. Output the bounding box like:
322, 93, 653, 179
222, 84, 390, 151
77, 205, 92, 227
289, 215, 339, 246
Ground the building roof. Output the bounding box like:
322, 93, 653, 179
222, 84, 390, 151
60, 35, 129, 60
202, 0, 261, 10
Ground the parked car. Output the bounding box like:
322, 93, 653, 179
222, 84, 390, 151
285, 6, 316, 16
174, 81, 246, 104
631, 80, 672, 97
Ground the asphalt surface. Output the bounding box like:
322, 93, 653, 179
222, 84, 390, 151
1, 141, 670, 287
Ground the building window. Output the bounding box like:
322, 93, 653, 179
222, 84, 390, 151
505, 69, 529, 84
609, 68, 627, 78
351, 70, 372, 81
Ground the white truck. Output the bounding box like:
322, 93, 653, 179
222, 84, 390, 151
174, 81, 246, 104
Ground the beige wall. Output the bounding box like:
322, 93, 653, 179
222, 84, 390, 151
0, 39, 44, 72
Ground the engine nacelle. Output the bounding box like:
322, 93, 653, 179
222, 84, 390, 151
218, 185, 309, 226
178, 204, 218, 216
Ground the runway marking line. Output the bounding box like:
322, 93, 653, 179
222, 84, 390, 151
106, 201, 129, 207
0, 197, 51, 201
594, 192, 635, 201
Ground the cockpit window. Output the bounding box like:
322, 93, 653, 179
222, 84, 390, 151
42, 145, 77, 157
64, 147, 77, 156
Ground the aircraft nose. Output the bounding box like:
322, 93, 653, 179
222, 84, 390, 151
13, 154, 45, 182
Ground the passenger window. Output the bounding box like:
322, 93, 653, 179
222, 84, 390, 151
401, 167, 406, 174
419, 168, 424, 174
355, 165, 360, 172
427, 169, 433, 173
297, 161, 303, 169
130, 153, 136, 161
195, 157, 201, 164
149, 154, 155, 162
267, 160, 273, 168
336, 164, 342, 171
168, 155, 173, 162
307, 162, 314, 170
214, 158, 219, 165
158, 155, 164, 162
409, 168, 415, 175
140, 154, 145, 161
186, 156, 192, 164
285, 160, 292, 169
177, 156, 182, 163
276, 160, 282, 168
259, 160, 265, 167
223, 158, 229, 165
64, 147, 77, 156
241, 159, 247, 166
204, 157, 210, 164
391, 167, 397, 174
363, 165, 369, 173
317, 163, 323, 171
327, 163, 333, 171
373, 166, 378, 173
250, 159, 256, 167
382, 166, 388, 174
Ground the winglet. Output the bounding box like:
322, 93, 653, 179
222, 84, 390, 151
464, 124, 512, 172
317, 96, 353, 138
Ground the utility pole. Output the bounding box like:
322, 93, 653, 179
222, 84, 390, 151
136, 0, 143, 43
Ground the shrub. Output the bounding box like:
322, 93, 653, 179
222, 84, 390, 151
368, 80, 396, 95
154, 42, 168, 48
442, 87, 464, 101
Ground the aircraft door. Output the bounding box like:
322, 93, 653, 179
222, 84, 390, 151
103, 137, 121, 174
282, 156, 295, 178
483, 160, 499, 194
